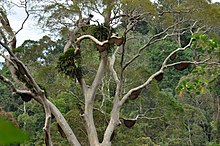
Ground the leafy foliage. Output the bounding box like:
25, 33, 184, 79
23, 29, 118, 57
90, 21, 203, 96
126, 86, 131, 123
57, 48, 82, 79
0, 117, 28, 144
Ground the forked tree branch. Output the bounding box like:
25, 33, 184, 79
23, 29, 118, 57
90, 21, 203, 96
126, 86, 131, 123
101, 47, 122, 146
120, 22, 197, 106
122, 19, 187, 71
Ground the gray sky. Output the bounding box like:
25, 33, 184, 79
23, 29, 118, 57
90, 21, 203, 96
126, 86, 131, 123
8, 0, 220, 46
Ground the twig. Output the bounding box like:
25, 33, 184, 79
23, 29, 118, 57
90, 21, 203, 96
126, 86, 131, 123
14, 0, 30, 35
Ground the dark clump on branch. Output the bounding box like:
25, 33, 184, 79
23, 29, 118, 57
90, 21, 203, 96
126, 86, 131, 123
84, 24, 112, 41
91, 25, 112, 41
96, 36, 124, 52
96, 43, 109, 52
170, 52, 177, 61
110, 131, 115, 141
11, 57, 28, 76
109, 36, 124, 46
57, 123, 67, 138
44, 130, 50, 146
57, 48, 82, 79
38, 83, 48, 98
17, 92, 33, 102
76, 103, 84, 115
154, 73, 163, 81
14, 66, 36, 92
81, 24, 123, 53
15, 70, 27, 83
123, 119, 136, 128
174, 62, 191, 71
128, 88, 142, 100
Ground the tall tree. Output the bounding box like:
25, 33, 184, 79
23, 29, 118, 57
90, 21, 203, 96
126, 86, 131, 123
0, 0, 220, 145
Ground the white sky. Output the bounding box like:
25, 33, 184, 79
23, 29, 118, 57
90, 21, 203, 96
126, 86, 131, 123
8, 9, 45, 46
6, 0, 220, 46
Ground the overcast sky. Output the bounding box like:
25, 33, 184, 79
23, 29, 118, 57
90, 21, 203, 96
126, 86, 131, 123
7, 0, 220, 46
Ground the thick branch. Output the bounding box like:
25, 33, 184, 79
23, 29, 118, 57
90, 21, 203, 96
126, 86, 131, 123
0, 10, 16, 49
48, 100, 81, 146
101, 47, 121, 146
76, 35, 109, 46
90, 51, 108, 99
108, 47, 120, 85
120, 69, 163, 106
64, 15, 93, 52
77, 77, 88, 96
63, 27, 80, 52
0, 28, 7, 44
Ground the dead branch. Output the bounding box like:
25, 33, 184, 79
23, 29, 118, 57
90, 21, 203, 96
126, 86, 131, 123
14, 0, 30, 36
122, 19, 187, 71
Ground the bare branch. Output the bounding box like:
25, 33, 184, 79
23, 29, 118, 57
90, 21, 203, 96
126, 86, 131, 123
108, 47, 121, 85
0, 75, 41, 102
1, 56, 53, 145
76, 35, 109, 46
162, 38, 194, 68
42, 101, 52, 146
90, 51, 108, 99
122, 20, 187, 71
162, 21, 198, 68
101, 47, 122, 145
134, 114, 164, 120
165, 59, 220, 68
100, 78, 106, 110
14, 0, 30, 36
63, 14, 93, 52
120, 22, 198, 106
158, 8, 199, 16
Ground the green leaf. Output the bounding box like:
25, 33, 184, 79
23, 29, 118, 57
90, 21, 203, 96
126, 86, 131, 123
0, 117, 29, 144
195, 91, 201, 95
